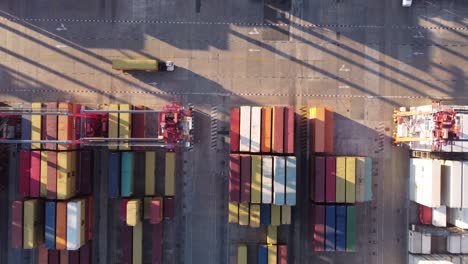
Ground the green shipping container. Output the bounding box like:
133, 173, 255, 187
165, 152, 176, 196
132, 222, 143, 264
346, 206, 356, 251
121, 152, 134, 197
237, 244, 247, 264
145, 152, 156, 195
336, 157, 346, 203
251, 155, 262, 203
345, 157, 356, 203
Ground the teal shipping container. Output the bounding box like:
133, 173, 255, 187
365, 157, 372, 201
121, 152, 134, 197
346, 206, 356, 251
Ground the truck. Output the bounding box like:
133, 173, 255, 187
112, 59, 175, 72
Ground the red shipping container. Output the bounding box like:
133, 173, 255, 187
152, 222, 164, 264
325, 157, 336, 203
38, 244, 48, 263
79, 241, 91, 264
283, 106, 294, 154
278, 245, 288, 264
47, 151, 57, 199
60, 250, 70, 264
163, 196, 174, 219
229, 154, 241, 202
87, 197, 93, 241
314, 157, 325, 203
75, 104, 82, 148
46, 102, 58, 150
121, 225, 133, 264
272, 106, 284, 153
261, 107, 272, 153
56, 201, 67, 250
11, 200, 23, 248
69, 249, 80, 264
240, 155, 251, 203
324, 108, 334, 153
30, 150, 41, 197
313, 205, 325, 251
19, 149, 30, 197
150, 198, 163, 224
132, 105, 146, 138
230, 107, 240, 152
120, 199, 129, 221
49, 250, 60, 264
419, 205, 432, 225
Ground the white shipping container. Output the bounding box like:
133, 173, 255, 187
461, 234, 468, 254
421, 233, 431, 254
432, 206, 447, 227
285, 157, 296, 206
462, 256, 468, 264
449, 208, 468, 229
66, 200, 83, 250
410, 158, 441, 208
441, 161, 462, 208
239, 106, 251, 152
250, 107, 261, 152
273, 156, 285, 205
451, 256, 462, 264
408, 230, 422, 254
409, 254, 452, 264
355, 157, 366, 202
463, 162, 468, 208
447, 234, 461, 253
262, 156, 273, 204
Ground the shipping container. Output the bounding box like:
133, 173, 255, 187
56, 201, 67, 250
230, 107, 240, 152
281, 205, 291, 225
132, 222, 143, 264
421, 232, 431, 254
165, 152, 176, 196
278, 245, 288, 264
449, 208, 468, 229
258, 244, 268, 264
271, 205, 281, 226
238, 203, 249, 226
432, 206, 446, 227
152, 223, 164, 264
229, 154, 241, 202
108, 104, 119, 150
336, 206, 346, 251
145, 151, 156, 195
250, 106, 261, 152
272, 107, 284, 153
126, 199, 141, 226
21, 105, 32, 149
262, 156, 273, 204
461, 234, 468, 254
239, 106, 251, 152
49, 250, 60, 264
326, 157, 336, 203
121, 152, 134, 197
260, 204, 271, 225
108, 152, 120, 198
58, 103, 73, 150
87, 197, 93, 241
19, 149, 30, 197
284, 106, 294, 154
143, 197, 151, 220
120, 199, 129, 221
228, 202, 239, 224
132, 105, 146, 139
251, 155, 262, 203
313, 156, 325, 202
336, 157, 346, 203
268, 245, 277, 264
237, 244, 247, 264
118, 104, 131, 150
45, 201, 56, 249
261, 107, 272, 153
78, 150, 93, 195
38, 244, 48, 264
273, 156, 286, 205
463, 162, 468, 208
240, 155, 251, 203
285, 157, 296, 206
250, 204, 260, 228
346, 206, 356, 251
408, 230, 422, 253
345, 157, 356, 203
79, 241, 91, 264
11, 200, 23, 248
356, 157, 365, 202
121, 224, 133, 264
325, 205, 336, 251
447, 234, 461, 253
150, 197, 163, 224
441, 160, 462, 208
419, 205, 432, 225
409, 158, 441, 208
313, 205, 325, 251
163, 196, 174, 219
23, 199, 43, 249
309, 107, 325, 153
67, 199, 83, 250
267, 225, 277, 244
324, 108, 334, 152
57, 151, 75, 200
47, 151, 58, 199
60, 250, 69, 264
31, 102, 42, 149
46, 102, 58, 150
40, 151, 48, 197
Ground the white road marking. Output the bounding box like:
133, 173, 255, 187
248, 48, 260, 52
338, 85, 350, 89
147, 82, 158, 86
248, 27, 259, 35
339, 64, 350, 72
413, 52, 424, 55
55, 44, 68, 48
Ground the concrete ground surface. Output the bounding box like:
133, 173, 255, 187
0, 0, 467, 263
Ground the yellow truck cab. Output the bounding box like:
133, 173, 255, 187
112, 59, 175, 72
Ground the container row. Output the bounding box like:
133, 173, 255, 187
409, 253, 468, 264
120, 196, 174, 226
229, 154, 296, 206
409, 228, 468, 254
230, 106, 294, 154
38, 242, 91, 264
120, 222, 164, 264
237, 243, 287, 264
420, 204, 468, 229
228, 203, 291, 227
308, 107, 334, 153
311, 156, 372, 204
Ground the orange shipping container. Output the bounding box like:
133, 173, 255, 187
56, 201, 67, 250
261, 107, 272, 152
58, 103, 74, 150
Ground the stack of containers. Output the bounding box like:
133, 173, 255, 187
308, 107, 371, 252
229, 106, 296, 228
258, 225, 288, 264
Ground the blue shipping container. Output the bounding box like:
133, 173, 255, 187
260, 204, 271, 225
325, 205, 336, 251
121, 152, 134, 197
258, 244, 267, 264
336, 206, 347, 251
45, 201, 56, 249
108, 152, 121, 198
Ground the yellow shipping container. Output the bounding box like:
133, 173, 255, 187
237, 244, 247, 264
40, 151, 48, 197
251, 155, 262, 203
31, 103, 42, 150
126, 199, 141, 227
228, 202, 239, 224
143, 197, 151, 219
267, 225, 277, 244
271, 205, 281, 226
132, 222, 143, 264
57, 151, 75, 200
249, 204, 260, 228
238, 203, 249, 226
108, 104, 119, 150
268, 245, 277, 264
58, 103, 73, 150
346, 157, 356, 203
145, 152, 156, 195
336, 157, 346, 203
23, 199, 43, 249
119, 104, 131, 150
165, 152, 176, 196
309, 107, 325, 152
281, 205, 291, 225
